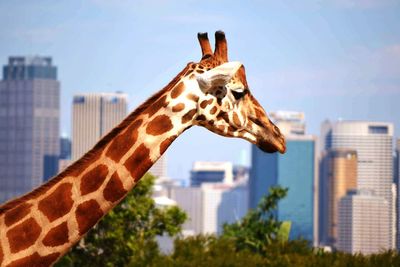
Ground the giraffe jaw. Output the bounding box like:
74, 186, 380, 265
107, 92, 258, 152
257, 137, 286, 154
244, 119, 286, 154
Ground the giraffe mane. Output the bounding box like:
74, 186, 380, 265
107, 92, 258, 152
0, 63, 192, 214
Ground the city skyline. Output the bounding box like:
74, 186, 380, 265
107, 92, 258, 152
1, 1, 399, 180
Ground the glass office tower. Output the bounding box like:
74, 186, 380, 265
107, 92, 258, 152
0, 56, 60, 203
250, 135, 317, 242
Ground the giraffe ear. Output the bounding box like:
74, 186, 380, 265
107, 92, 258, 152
196, 61, 242, 92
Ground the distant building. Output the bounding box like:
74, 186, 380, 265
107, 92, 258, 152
337, 190, 390, 254
321, 120, 394, 249
43, 136, 72, 181
190, 161, 233, 186
396, 139, 400, 248
270, 111, 306, 136
149, 155, 167, 178
171, 186, 203, 234
171, 182, 248, 235
202, 183, 248, 234
319, 149, 357, 247
58, 159, 72, 173
60, 136, 71, 160
72, 92, 127, 160
233, 165, 250, 183
250, 134, 318, 243
0, 56, 60, 203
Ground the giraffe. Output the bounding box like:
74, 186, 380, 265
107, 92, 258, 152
0, 31, 285, 266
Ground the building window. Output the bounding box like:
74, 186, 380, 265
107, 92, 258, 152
368, 126, 388, 134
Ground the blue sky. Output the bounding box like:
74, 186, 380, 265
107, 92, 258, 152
1, 0, 399, 181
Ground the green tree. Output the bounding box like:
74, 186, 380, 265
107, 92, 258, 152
222, 186, 288, 253
56, 173, 187, 267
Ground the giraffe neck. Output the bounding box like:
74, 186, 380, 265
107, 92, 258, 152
0, 65, 198, 266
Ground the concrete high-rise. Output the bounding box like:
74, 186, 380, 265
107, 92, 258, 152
190, 161, 233, 186
171, 182, 248, 235
149, 155, 167, 178
337, 190, 390, 254
320, 149, 357, 247
322, 120, 394, 249
270, 111, 305, 136
0, 56, 60, 203
72, 92, 127, 160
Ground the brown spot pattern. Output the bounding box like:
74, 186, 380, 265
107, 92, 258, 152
76, 200, 104, 235
187, 94, 199, 102
124, 144, 152, 182
228, 125, 238, 132
106, 119, 143, 162
7, 217, 41, 253
38, 183, 73, 222
0, 244, 3, 264
67, 150, 102, 177
172, 103, 185, 112
197, 115, 206, 121
146, 115, 173, 136
4, 203, 33, 227
217, 111, 229, 122
104, 172, 127, 203
160, 135, 177, 155
144, 95, 168, 117
210, 106, 218, 115
171, 82, 184, 98
80, 164, 109, 196
182, 109, 197, 124
217, 125, 225, 132
200, 99, 213, 109
6, 252, 60, 267
42, 222, 69, 247
233, 112, 241, 126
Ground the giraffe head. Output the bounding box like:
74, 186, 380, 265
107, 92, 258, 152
184, 31, 286, 153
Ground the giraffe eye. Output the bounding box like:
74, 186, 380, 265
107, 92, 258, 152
231, 90, 247, 100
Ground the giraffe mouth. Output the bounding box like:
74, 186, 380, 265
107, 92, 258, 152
248, 117, 286, 154
257, 136, 286, 154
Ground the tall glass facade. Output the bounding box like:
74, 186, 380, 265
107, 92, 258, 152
0, 56, 60, 204
250, 136, 316, 242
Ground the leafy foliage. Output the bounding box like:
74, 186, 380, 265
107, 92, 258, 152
55, 180, 400, 267
56, 173, 187, 267
222, 186, 288, 253
149, 238, 400, 267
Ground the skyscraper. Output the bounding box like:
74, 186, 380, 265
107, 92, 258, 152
171, 182, 248, 235
251, 135, 318, 243
72, 92, 127, 160
149, 155, 167, 178
337, 190, 390, 254
250, 111, 318, 244
60, 136, 71, 160
0, 56, 60, 203
319, 149, 357, 247
190, 161, 233, 186
322, 120, 394, 250
270, 111, 305, 136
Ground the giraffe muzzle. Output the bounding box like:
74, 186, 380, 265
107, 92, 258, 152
251, 119, 286, 154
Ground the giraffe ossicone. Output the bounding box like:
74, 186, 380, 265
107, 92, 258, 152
0, 31, 285, 266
